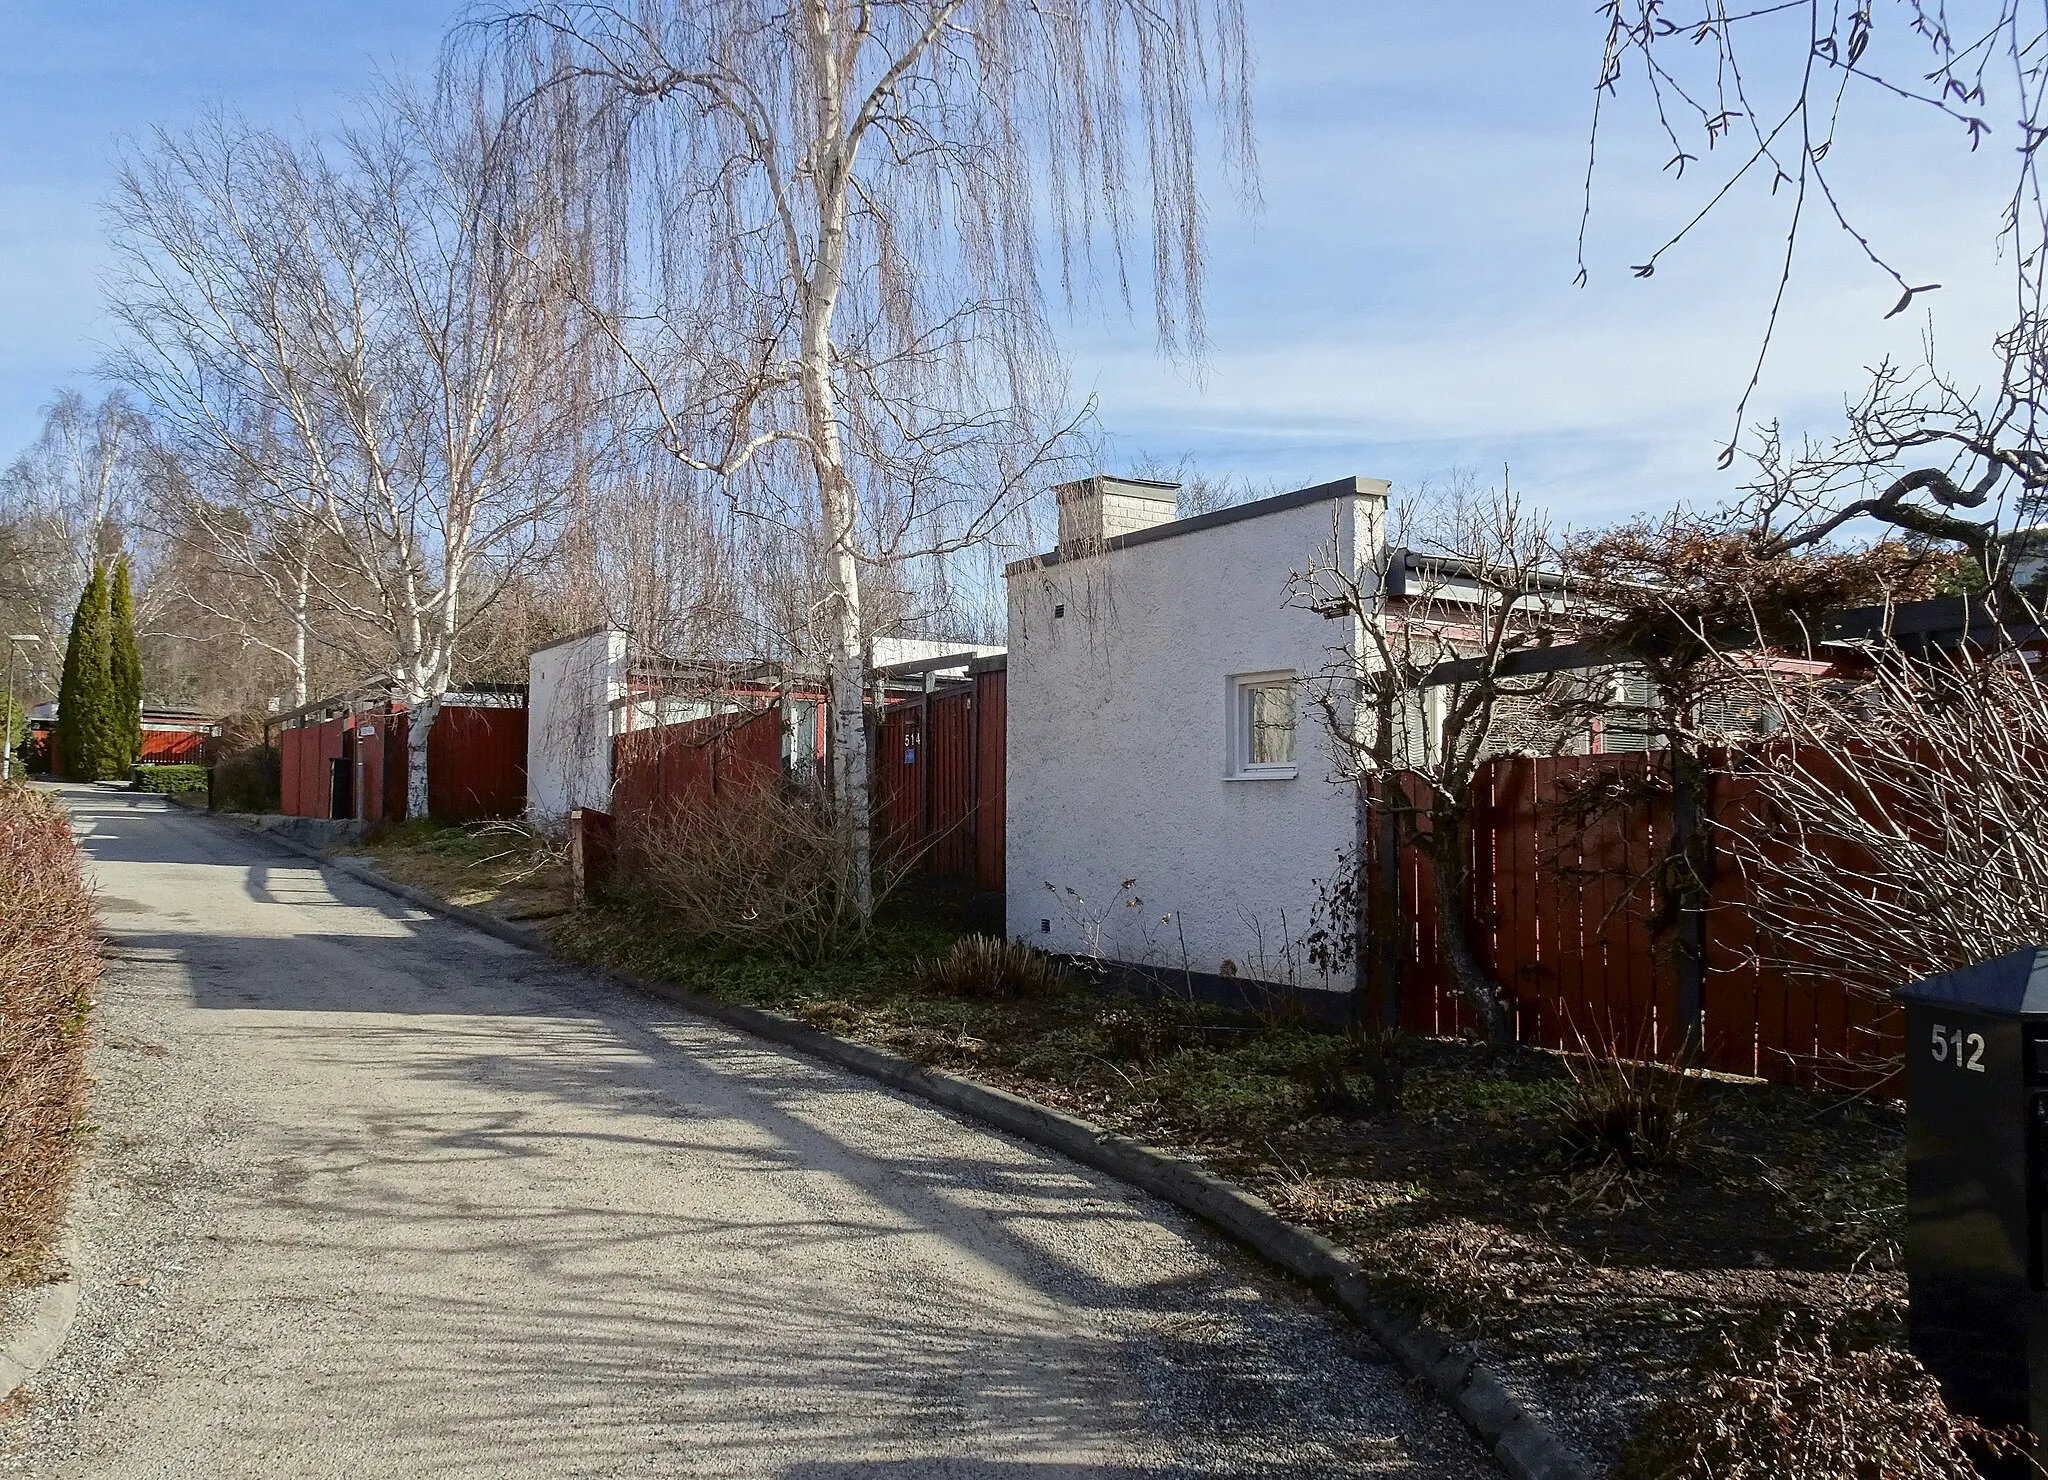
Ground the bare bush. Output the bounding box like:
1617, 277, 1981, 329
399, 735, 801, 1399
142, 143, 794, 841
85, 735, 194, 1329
0, 782, 98, 1287
1718, 642, 2048, 1004
209, 743, 280, 814
1616, 1309, 2037, 1480
612, 784, 879, 962
910, 935, 1066, 1001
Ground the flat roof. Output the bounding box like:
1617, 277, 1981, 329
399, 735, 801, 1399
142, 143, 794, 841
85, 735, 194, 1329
1006, 475, 1388, 577
528, 625, 625, 657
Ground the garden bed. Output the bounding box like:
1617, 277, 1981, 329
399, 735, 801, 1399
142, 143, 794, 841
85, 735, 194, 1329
353, 817, 570, 925
367, 824, 1918, 1476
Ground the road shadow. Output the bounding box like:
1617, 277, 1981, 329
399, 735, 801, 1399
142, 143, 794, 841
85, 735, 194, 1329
57, 786, 1484, 1477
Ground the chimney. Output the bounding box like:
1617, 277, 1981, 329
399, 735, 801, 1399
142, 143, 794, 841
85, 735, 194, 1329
1055, 474, 1180, 553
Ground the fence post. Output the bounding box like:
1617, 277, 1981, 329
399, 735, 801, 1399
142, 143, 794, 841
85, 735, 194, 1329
1375, 786, 1404, 1030
920, 670, 935, 848
568, 807, 613, 908
1670, 752, 1709, 1052
778, 674, 795, 780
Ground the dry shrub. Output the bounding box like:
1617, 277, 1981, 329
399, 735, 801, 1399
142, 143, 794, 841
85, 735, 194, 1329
0, 782, 98, 1287
209, 743, 280, 813
1555, 1033, 1704, 1174
1617, 1312, 2038, 1479
613, 783, 875, 962
911, 935, 1066, 1000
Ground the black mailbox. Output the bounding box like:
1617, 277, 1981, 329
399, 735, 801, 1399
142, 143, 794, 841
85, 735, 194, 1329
1904, 946, 2048, 1470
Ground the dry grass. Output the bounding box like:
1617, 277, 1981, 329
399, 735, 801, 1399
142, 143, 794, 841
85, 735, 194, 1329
0, 782, 98, 1288
1554, 1031, 1705, 1175
910, 935, 1066, 1000
1616, 1308, 2038, 1479
360, 817, 570, 921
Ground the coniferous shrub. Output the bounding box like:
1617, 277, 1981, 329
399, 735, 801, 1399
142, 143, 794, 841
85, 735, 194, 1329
109, 555, 143, 771
55, 566, 121, 781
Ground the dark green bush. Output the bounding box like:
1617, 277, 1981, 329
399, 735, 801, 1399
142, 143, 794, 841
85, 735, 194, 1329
130, 763, 207, 794
209, 745, 280, 812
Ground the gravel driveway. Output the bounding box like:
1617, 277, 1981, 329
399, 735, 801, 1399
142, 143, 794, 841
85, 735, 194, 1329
1, 787, 1489, 1479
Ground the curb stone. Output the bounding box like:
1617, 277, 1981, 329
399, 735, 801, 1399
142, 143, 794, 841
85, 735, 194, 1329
194, 804, 1593, 1479
0, 1228, 81, 1402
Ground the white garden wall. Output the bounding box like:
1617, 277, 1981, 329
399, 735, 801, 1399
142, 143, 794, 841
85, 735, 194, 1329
1005, 477, 1388, 992
526, 628, 628, 828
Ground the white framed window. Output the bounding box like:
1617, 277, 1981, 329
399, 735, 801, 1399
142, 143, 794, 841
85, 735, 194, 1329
1227, 671, 1298, 780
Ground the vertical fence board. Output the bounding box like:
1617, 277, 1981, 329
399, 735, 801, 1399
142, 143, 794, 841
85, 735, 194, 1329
1381, 749, 1900, 1090
975, 668, 1007, 893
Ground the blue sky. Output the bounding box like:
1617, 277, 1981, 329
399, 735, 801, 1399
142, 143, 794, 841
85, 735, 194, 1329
0, 1, 2020, 525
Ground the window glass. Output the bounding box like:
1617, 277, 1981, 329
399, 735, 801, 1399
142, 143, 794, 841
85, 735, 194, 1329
1246, 680, 1296, 766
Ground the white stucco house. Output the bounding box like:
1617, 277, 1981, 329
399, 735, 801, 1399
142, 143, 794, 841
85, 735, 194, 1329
1004, 474, 1390, 1004
526, 627, 631, 828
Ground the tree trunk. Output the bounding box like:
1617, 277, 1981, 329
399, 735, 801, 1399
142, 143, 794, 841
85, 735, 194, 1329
800, 0, 873, 918
290, 554, 310, 710
406, 694, 439, 822
1426, 806, 1514, 1045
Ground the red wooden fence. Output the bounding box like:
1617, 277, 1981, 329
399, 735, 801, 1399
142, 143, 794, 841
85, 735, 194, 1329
1392, 752, 1902, 1090
873, 666, 1006, 892
278, 703, 527, 824
610, 705, 789, 821
604, 666, 1007, 894
138, 729, 211, 765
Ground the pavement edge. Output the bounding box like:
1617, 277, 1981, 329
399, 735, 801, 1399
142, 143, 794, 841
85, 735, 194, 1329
199, 805, 1592, 1480
0, 1227, 81, 1404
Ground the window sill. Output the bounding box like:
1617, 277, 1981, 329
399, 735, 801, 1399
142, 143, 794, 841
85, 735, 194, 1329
1224, 766, 1298, 782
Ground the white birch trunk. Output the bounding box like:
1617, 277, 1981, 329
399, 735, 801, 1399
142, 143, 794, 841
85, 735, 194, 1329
406, 692, 439, 821
803, 0, 872, 916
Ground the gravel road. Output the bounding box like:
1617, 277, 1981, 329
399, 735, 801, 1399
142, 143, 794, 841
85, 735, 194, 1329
1, 787, 1490, 1479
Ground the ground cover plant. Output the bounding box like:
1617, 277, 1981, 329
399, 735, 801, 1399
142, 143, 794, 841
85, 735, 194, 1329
0, 782, 97, 1289
366, 827, 1933, 1476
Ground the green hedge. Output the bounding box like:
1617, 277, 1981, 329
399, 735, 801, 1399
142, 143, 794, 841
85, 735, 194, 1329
130, 764, 207, 795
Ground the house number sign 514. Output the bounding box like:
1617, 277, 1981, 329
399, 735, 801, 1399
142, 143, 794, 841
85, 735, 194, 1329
1930, 1024, 1988, 1073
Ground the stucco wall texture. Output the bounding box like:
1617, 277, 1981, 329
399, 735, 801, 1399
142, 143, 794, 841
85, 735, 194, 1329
1005, 477, 1389, 991
526, 628, 628, 827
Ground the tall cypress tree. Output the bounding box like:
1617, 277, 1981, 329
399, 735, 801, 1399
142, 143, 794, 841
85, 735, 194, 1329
109, 555, 143, 771
55, 565, 117, 781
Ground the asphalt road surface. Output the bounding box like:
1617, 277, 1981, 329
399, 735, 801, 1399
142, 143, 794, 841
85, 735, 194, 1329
1, 787, 1489, 1480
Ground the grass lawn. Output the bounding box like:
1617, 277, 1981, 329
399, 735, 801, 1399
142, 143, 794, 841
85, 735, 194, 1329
354, 817, 571, 923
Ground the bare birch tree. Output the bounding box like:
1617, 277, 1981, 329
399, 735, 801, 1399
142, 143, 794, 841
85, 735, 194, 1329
457, 0, 1256, 913
108, 87, 593, 815
0, 391, 158, 658
1292, 487, 1575, 1046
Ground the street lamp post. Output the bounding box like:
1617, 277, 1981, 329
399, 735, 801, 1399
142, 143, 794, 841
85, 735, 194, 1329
4, 635, 42, 782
